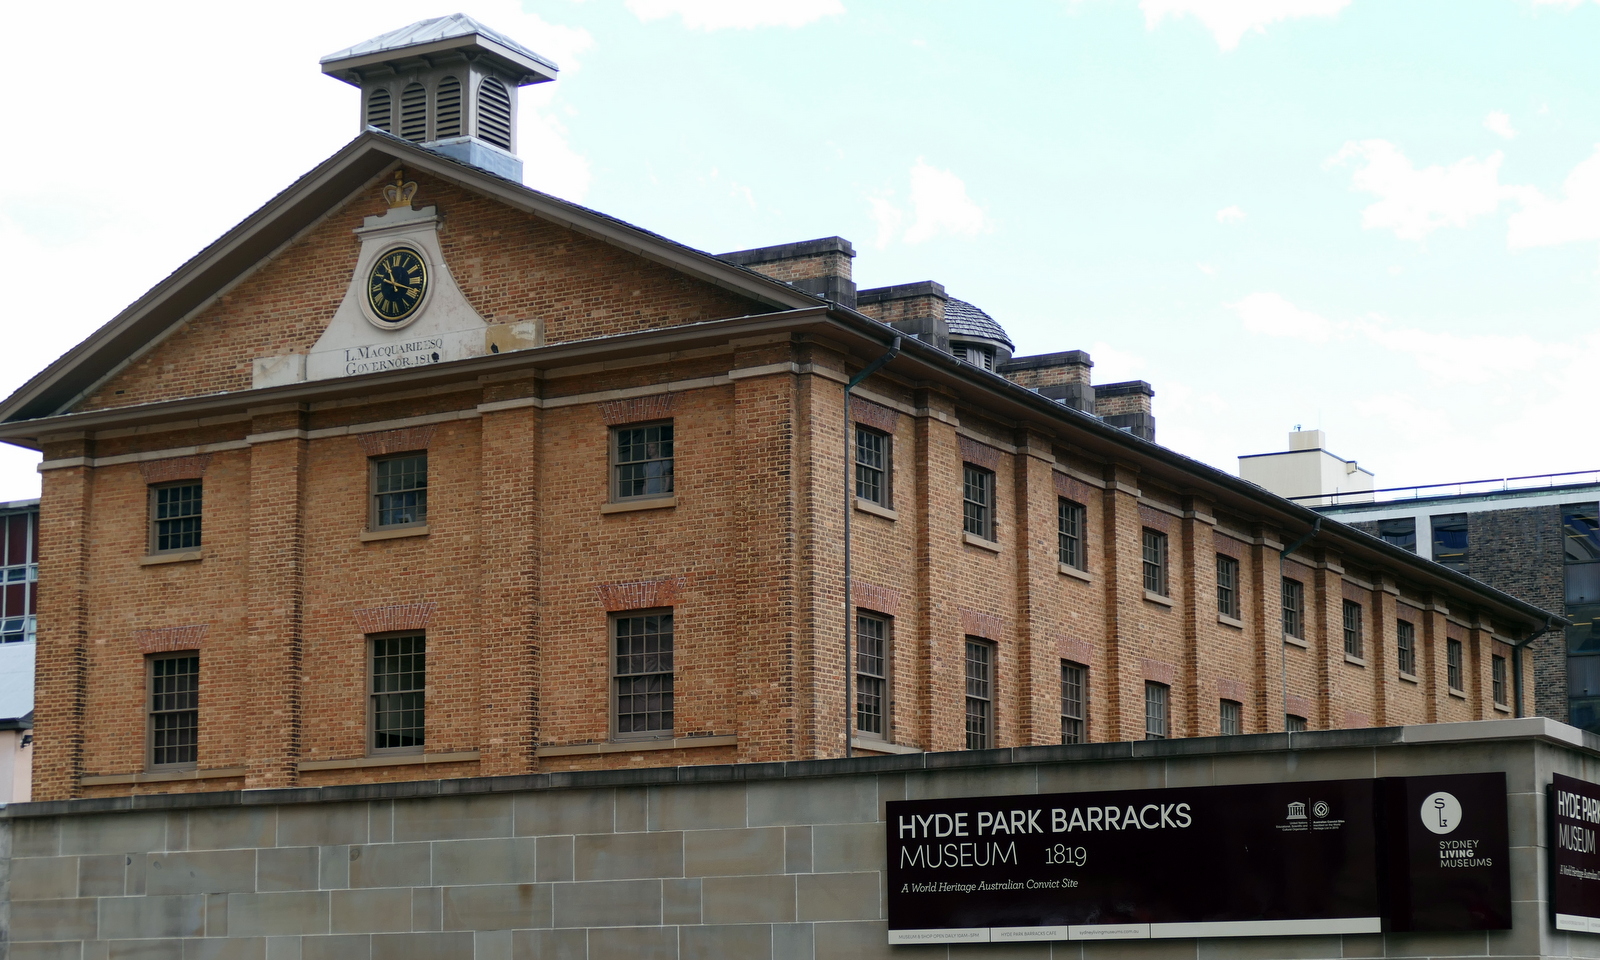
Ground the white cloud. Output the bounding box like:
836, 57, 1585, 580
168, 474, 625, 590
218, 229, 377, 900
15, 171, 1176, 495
1215, 205, 1246, 223
1327, 140, 1511, 242
624, 0, 844, 30
1230, 292, 1338, 343
1484, 111, 1517, 139
1139, 0, 1349, 51
869, 160, 993, 247
1506, 145, 1600, 248
1228, 293, 1556, 383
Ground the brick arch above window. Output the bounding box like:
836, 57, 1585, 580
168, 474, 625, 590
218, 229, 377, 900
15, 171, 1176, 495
957, 436, 1003, 470
597, 577, 684, 611
356, 426, 437, 457
598, 394, 675, 426
959, 607, 1007, 640
850, 398, 899, 433
853, 582, 903, 617
353, 602, 438, 634
139, 455, 211, 485
134, 624, 208, 654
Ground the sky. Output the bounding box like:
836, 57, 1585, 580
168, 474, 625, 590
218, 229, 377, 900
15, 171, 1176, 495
5, 0, 1600, 501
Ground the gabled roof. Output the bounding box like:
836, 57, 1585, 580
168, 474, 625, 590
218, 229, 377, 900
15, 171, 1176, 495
321, 13, 558, 86
0, 131, 820, 426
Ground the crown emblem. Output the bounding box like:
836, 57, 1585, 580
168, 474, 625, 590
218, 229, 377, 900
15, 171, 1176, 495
382, 171, 419, 209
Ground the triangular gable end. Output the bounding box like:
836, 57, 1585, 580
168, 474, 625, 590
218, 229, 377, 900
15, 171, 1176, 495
2, 133, 816, 427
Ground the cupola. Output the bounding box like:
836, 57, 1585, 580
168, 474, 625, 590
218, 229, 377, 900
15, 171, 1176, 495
321, 13, 559, 182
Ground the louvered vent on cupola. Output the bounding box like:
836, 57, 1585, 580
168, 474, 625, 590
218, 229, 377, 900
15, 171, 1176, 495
322, 14, 560, 182
435, 77, 462, 139
366, 89, 392, 132
477, 78, 512, 150
400, 83, 428, 141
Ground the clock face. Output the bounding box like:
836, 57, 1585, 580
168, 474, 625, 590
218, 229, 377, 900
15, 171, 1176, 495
366, 246, 429, 324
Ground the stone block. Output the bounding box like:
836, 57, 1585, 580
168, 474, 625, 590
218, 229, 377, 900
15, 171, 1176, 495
950, 943, 1053, 959
330, 887, 413, 933
228, 891, 332, 937
127, 854, 147, 895
432, 837, 537, 886
1079, 940, 1200, 959
347, 843, 430, 888
684, 827, 783, 877
440, 883, 550, 931
412, 886, 442, 931
681, 923, 774, 960
148, 849, 258, 895
189, 808, 277, 851
206, 892, 229, 936
785, 827, 812, 874
514, 790, 614, 837
302, 936, 372, 960
551, 878, 662, 927
108, 940, 187, 960
1036, 761, 1165, 796
773, 922, 814, 960
796, 872, 880, 921
278, 804, 368, 848
749, 778, 878, 826
265, 938, 302, 960
258, 847, 319, 892
99, 893, 205, 939
369, 802, 393, 845
167, 813, 190, 852
183, 937, 268, 960
649, 783, 748, 831
663, 877, 702, 925
536, 835, 574, 881
392, 794, 512, 842
12, 818, 60, 857
60, 814, 168, 856
370, 932, 473, 960
80, 854, 128, 896
320, 845, 350, 890
1196, 936, 1341, 959
702, 874, 796, 924
587, 925, 678, 960
511, 929, 587, 960
8, 942, 87, 960
11, 856, 79, 899
617, 789, 648, 832
905, 766, 1039, 802
812, 823, 885, 873
574, 831, 683, 881
475, 930, 513, 960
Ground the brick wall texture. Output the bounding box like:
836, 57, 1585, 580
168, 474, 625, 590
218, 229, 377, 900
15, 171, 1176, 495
27, 169, 1541, 801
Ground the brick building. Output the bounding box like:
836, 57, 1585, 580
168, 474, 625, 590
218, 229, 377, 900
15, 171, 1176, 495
0, 15, 1558, 805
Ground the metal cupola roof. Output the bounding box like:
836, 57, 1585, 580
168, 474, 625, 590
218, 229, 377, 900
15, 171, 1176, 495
945, 297, 1014, 350
321, 13, 559, 86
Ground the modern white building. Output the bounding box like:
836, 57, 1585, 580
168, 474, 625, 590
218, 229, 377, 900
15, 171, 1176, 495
1238, 429, 1375, 505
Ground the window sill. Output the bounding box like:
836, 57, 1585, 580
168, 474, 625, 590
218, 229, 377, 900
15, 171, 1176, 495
1143, 590, 1172, 607
1448, 687, 1466, 699
1059, 563, 1091, 583
963, 532, 1001, 553
601, 496, 677, 515
360, 525, 429, 542
297, 750, 479, 772
1217, 613, 1244, 629
536, 734, 736, 758
855, 499, 898, 521
1399, 671, 1420, 684
850, 737, 922, 755
1345, 654, 1368, 667
81, 766, 245, 786
1494, 702, 1511, 714
141, 550, 202, 566
1283, 635, 1309, 649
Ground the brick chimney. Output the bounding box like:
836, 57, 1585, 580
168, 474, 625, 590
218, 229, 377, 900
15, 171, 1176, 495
855, 281, 949, 353
719, 237, 857, 308
1094, 381, 1155, 441
997, 350, 1094, 413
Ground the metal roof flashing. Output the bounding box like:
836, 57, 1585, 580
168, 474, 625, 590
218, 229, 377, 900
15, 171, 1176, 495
320, 14, 558, 85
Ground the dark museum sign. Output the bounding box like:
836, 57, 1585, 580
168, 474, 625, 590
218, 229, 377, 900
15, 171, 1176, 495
1551, 772, 1600, 933
885, 773, 1509, 944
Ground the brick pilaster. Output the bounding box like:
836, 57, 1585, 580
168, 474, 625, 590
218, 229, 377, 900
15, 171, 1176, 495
246, 406, 307, 788
1101, 464, 1142, 741
1014, 431, 1059, 745
34, 437, 94, 800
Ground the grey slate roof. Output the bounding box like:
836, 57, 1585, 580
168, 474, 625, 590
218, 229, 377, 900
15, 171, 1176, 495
945, 297, 1013, 349
321, 13, 558, 73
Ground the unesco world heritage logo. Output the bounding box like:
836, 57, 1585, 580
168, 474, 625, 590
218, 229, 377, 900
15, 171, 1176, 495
1286, 801, 1307, 820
